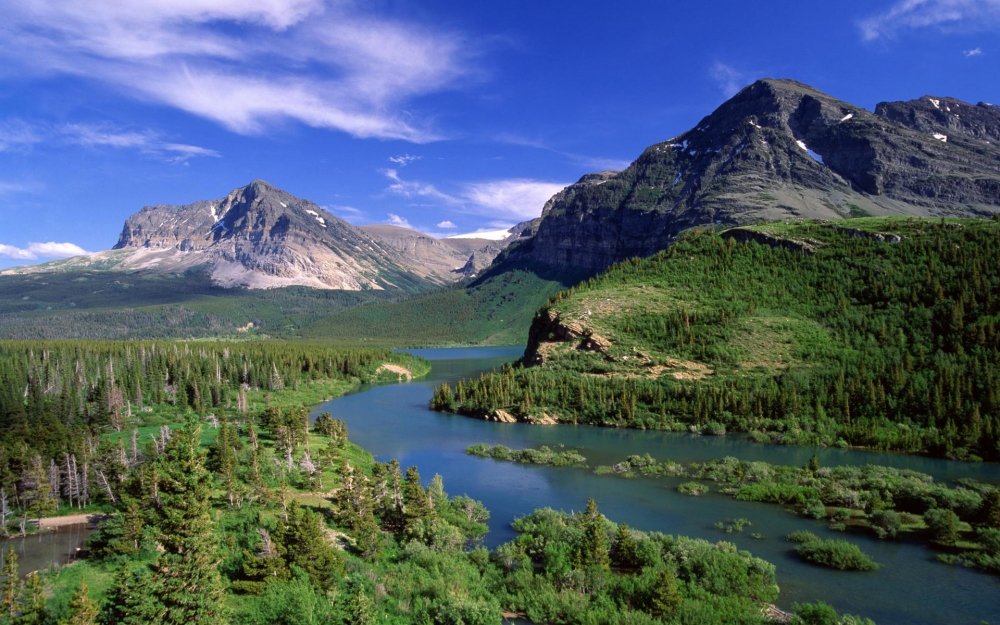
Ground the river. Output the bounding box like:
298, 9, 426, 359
313, 346, 1000, 625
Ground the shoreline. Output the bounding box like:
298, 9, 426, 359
36, 513, 106, 529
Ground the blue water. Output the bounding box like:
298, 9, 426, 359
314, 346, 1000, 625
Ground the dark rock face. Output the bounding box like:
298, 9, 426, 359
502, 79, 1000, 273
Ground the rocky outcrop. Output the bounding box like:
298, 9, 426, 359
523, 308, 613, 366
498, 79, 1000, 274
721, 228, 818, 254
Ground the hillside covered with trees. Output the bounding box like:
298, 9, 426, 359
432, 217, 1000, 461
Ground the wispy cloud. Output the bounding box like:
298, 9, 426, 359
860, 0, 1000, 41
494, 133, 631, 171
0, 181, 35, 195
0, 1, 475, 141
0, 119, 218, 162
389, 154, 421, 166
0, 119, 43, 152
710, 62, 749, 98
964, 46, 985, 55
0, 241, 89, 260
382, 169, 569, 221
436, 220, 456, 229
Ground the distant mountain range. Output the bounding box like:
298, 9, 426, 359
5, 78, 1000, 293
2, 180, 518, 290
500, 78, 1000, 271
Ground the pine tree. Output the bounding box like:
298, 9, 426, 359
18, 572, 46, 625
1, 548, 20, 620
649, 568, 683, 618
61, 582, 99, 625
274, 502, 343, 591
577, 498, 610, 569
402, 466, 434, 535
611, 522, 639, 570
143, 415, 227, 625
101, 564, 157, 625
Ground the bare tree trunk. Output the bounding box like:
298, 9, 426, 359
95, 470, 115, 504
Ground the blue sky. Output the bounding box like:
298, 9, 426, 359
1, 0, 999, 268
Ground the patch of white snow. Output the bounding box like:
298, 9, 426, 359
932, 133, 948, 142
839, 113, 854, 122
929, 98, 940, 109
796, 140, 808, 151
306, 209, 319, 216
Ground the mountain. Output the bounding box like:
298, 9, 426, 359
358, 225, 507, 280
2, 181, 511, 290
499, 79, 1000, 272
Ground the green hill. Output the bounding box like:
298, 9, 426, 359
432, 216, 1000, 461
298, 260, 590, 347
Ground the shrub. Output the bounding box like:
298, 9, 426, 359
804, 500, 827, 520
786, 531, 820, 544
794, 539, 880, 571
677, 482, 708, 496
869, 510, 901, 539
924, 508, 961, 546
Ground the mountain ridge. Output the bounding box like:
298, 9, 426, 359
497, 78, 1000, 272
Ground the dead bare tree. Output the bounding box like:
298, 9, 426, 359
95, 470, 115, 504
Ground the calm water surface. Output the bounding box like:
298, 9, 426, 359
316, 346, 1000, 625
1, 523, 92, 575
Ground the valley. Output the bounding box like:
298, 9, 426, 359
3, 78, 1000, 625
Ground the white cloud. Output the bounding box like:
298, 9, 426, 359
382, 170, 570, 221
27, 242, 89, 258
860, 0, 1000, 41
0, 244, 36, 260
436, 220, 457, 229
964, 46, 984, 55
0, 1, 474, 141
389, 154, 421, 166
0, 241, 89, 260
710, 62, 749, 98
460, 179, 568, 220
386, 213, 412, 228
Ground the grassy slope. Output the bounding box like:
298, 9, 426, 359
533, 217, 994, 376
298, 260, 590, 347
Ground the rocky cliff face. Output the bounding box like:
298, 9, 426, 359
501, 79, 1000, 272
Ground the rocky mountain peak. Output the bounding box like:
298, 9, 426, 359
496, 79, 1000, 273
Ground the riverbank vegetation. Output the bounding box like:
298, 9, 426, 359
466, 443, 587, 466
466, 443, 1000, 576
0, 340, 427, 537
0, 390, 876, 624
431, 218, 1000, 462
